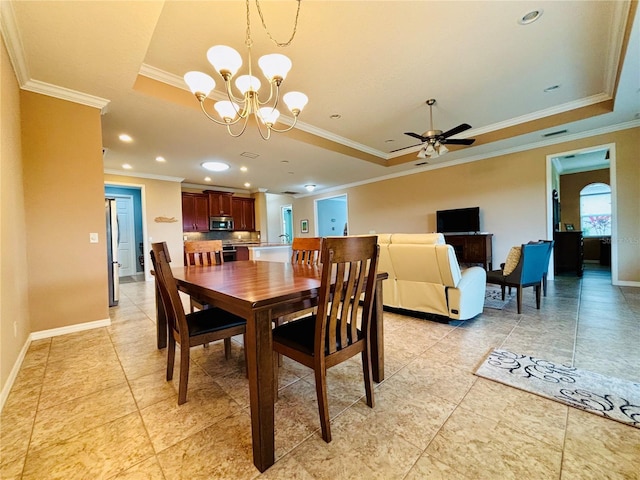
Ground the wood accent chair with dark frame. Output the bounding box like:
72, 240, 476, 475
151, 242, 246, 405
272, 235, 380, 442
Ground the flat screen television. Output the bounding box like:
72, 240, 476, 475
436, 207, 480, 234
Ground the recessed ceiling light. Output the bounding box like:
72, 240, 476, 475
241, 152, 259, 159
244, 182, 251, 188
281, 160, 289, 164
384, 139, 395, 143
330, 114, 341, 119
122, 164, 132, 169
118, 134, 133, 142
204, 176, 212, 182
201, 161, 230, 172
518, 9, 543, 25
240, 166, 248, 172
544, 84, 561, 92
155, 156, 166, 162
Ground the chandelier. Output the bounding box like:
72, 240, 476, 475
184, 0, 307, 140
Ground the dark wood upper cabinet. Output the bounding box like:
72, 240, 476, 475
205, 190, 233, 217
181, 193, 209, 232
232, 197, 255, 231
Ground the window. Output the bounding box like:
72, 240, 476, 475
579, 183, 611, 237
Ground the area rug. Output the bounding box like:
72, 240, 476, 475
475, 349, 640, 429
483, 286, 512, 310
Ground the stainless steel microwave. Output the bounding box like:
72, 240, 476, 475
210, 216, 234, 231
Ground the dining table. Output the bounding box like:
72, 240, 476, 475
154, 259, 387, 472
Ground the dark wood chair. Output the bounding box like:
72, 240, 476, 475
184, 240, 236, 356
150, 242, 246, 405
272, 236, 380, 442
290, 237, 322, 265
184, 240, 224, 312
486, 242, 549, 314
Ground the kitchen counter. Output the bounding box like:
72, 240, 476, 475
244, 243, 292, 263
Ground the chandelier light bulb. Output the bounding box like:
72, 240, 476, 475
438, 144, 449, 155
283, 91, 308, 115
259, 107, 280, 125
425, 144, 435, 155
214, 101, 240, 122
258, 54, 292, 82
207, 45, 243, 78
235, 74, 262, 95
417, 148, 427, 159
184, 71, 215, 96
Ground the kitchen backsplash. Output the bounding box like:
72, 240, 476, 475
183, 230, 261, 244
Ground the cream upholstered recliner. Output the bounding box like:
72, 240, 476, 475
378, 233, 486, 320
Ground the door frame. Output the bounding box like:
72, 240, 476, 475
104, 181, 150, 281
110, 193, 136, 277
545, 142, 617, 284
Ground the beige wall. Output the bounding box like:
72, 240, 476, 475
1, 38, 30, 389
21, 91, 108, 332
105, 174, 184, 269
294, 127, 639, 283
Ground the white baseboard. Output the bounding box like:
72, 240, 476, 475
615, 280, 640, 287
0, 317, 111, 413
29, 317, 111, 341
0, 339, 30, 412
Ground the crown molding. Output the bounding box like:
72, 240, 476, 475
104, 169, 184, 183
303, 120, 639, 197
139, 63, 388, 159
22, 79, 110, 113
1, 1, 110, 113
0, 0, 29, 84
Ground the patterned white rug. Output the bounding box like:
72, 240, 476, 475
483, 286, 512, 310
475, 349, 640, 429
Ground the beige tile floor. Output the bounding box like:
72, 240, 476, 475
2, 264, 639, 479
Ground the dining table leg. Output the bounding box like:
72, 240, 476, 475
370, 277, 385, 382
245, 308, 275, 472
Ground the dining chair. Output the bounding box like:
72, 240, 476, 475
150, 242, 246, 405
290, 237, 322, 265
272, 235, 380, 442
184, 240, 224, 312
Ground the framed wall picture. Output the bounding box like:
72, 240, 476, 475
565, 223, 575, 231
300, 219, 309, 233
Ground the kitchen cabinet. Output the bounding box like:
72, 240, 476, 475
181, 193, 209, 232
443, 233, 493, 270
205, 190, 233, 217
232, 197, 255, 231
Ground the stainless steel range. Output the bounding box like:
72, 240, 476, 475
222, 244, 237, 262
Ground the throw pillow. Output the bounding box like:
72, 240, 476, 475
503, 246, 521, 275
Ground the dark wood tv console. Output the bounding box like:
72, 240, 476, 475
443, 233, 493, 270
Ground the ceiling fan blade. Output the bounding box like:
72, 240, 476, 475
443, 138, 476, 145
389, 143, 423, 153
440, 123, 472, 139
404, 132, 428, 142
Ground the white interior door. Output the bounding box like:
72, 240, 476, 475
114, 195, 136, 277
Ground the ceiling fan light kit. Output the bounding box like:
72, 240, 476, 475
184, 0, 307, 140
404, 98, 475, 159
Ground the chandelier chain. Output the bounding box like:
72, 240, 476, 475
254, 0, 301, 47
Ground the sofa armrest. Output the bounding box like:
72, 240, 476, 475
447, 266, 487, 320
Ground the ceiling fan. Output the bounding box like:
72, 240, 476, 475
404, 99, 475, 159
